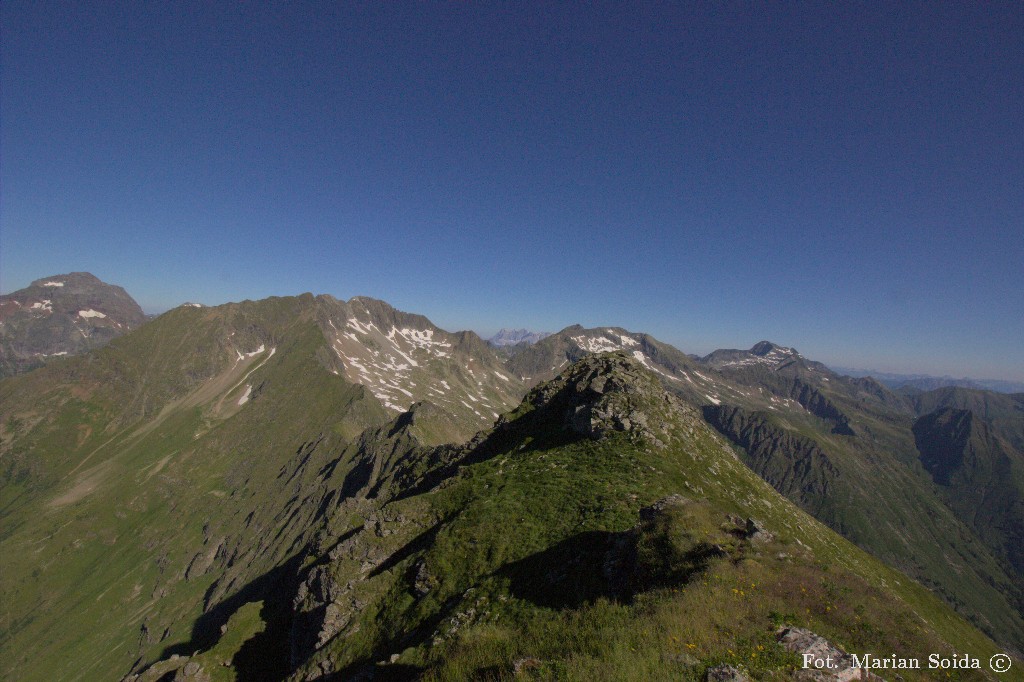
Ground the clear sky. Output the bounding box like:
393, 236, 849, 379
2, 2, 1022, 380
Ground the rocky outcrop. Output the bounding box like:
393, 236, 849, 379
172, 660, 211, 682
606, 495, 780, 599
518, 351, 692, 448
777, 626, 884, 681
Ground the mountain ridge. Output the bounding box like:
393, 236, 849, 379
487, 328, 552, 347
1, 288, 1023, 678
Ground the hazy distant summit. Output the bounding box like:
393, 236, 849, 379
0, 272, 146, 377
832, 366, 1024, 394
488, 328, 551, 347
701, 340, 802, 370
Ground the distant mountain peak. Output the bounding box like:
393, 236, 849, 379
28, 271, 104, 288
0, 272, 146, 376
830, 366, 1024, 394
488, 328, 551, 347
702, 341, 800, 370
750, 340, 796, 357
316, 297, 525, 440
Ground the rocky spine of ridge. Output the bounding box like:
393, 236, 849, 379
514, 351, 684, 443
0, 272, 146, 376
286, 353, 696, 670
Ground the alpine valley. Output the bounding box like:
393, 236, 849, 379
1, 276, 1022, 681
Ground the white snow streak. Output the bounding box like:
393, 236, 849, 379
78, 309, 107, 319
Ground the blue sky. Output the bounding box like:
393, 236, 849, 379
2, 2, 1022, 380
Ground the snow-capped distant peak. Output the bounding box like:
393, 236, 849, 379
705, 341, 800, 370
489, 328, 552, 346
570, 330, 640, 354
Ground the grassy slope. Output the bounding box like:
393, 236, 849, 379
701, 364, 1024, 650
0, 297, 391, 680
287, 355, 1013, 680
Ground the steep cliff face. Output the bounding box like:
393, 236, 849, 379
701, 401, 1024, 648
783, 379, 856, 435
702, 404, 841, 516
914, 408, 1024, 576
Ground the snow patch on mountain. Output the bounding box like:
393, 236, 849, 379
324, 308, 524, 427
572, 335, 621, 353
78, 309, 107, 319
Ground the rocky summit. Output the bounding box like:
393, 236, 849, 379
0, 272, 146, 377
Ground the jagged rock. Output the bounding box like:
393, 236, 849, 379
745, 518, 773, 543
777, 626, 875, 681
515, 352, 681, 445
172, 660, 210, 682
184, 538, 223, 581
512, 657, 542, 675
413, 560, 433, 597
706, 664, 750, 681
639, 494, 691, 521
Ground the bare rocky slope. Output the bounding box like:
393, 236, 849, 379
0, 272, 147, 377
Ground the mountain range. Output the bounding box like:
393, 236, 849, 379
1, 275, 1022, 680
831, 367, 1024, 395
487, 329, 552, 347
